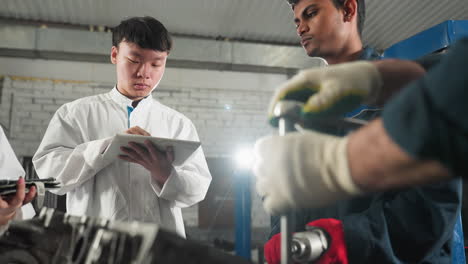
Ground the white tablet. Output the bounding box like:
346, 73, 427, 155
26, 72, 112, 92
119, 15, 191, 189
103, 133, 201, 166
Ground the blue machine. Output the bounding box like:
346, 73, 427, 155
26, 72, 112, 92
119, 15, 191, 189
383, 20, 468, 59
383, 20, 468, 264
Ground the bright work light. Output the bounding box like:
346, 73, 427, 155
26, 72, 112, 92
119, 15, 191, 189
234, 147, 254, 170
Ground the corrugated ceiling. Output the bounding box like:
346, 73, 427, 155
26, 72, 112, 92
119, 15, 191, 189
1, 0, 468, 50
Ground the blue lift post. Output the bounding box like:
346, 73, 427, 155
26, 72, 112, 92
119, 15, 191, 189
383, 20, 468, 264
234, 169, 252, 260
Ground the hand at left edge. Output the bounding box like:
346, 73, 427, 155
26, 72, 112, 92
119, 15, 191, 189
0, 177, 37, 225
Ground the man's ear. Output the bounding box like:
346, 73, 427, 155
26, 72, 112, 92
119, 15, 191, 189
110, 46, 118, 64
342, 0, 358, 22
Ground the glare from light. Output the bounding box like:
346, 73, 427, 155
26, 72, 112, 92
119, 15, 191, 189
224, 104, 232, 110
235, 147, 255, 170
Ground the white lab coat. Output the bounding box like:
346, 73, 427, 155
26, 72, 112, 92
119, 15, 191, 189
0, 126, 25, 180
33, 87, 211, 237
0, 126, 35, 235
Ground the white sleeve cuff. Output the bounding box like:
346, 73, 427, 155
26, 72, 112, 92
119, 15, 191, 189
150, 168, 177, 197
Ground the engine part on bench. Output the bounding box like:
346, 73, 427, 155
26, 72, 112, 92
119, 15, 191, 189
0, 207, 252, 264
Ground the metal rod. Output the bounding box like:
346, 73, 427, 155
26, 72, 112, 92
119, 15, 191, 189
278, 118, 295, 264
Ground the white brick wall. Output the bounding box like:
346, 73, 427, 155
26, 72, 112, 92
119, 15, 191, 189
0, 56, 287, 228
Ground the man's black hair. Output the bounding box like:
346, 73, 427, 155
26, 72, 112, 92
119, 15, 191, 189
112, 16, 172, 52
286, 0, 365, 36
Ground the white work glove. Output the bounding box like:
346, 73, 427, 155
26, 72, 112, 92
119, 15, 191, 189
254, 130, 363, 215
268, 61, 383, 127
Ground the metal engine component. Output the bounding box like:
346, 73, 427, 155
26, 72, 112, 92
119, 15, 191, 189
0, 207, 252, 264
273, 100, 353, 264
273, 100, 303, 135
291, 226, 329, 263
273, 100, 303, 264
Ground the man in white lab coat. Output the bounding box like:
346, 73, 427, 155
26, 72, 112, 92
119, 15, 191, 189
33, 16, 212, 237
0, 126, 36, 231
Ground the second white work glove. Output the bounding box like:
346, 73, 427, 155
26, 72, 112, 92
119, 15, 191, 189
268, 61, 383, 127
254, 130, 363, 215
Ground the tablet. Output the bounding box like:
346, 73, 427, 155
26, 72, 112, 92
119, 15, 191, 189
103, 133, 201, 166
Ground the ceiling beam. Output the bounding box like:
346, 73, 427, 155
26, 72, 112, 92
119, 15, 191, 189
0, 23, 324, 74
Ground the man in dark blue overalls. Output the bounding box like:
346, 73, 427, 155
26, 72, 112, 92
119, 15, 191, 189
260, 0, 462, 263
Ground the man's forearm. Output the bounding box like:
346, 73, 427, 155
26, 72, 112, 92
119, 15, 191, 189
369, 59, 426, 106
347, 119, 451, 192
